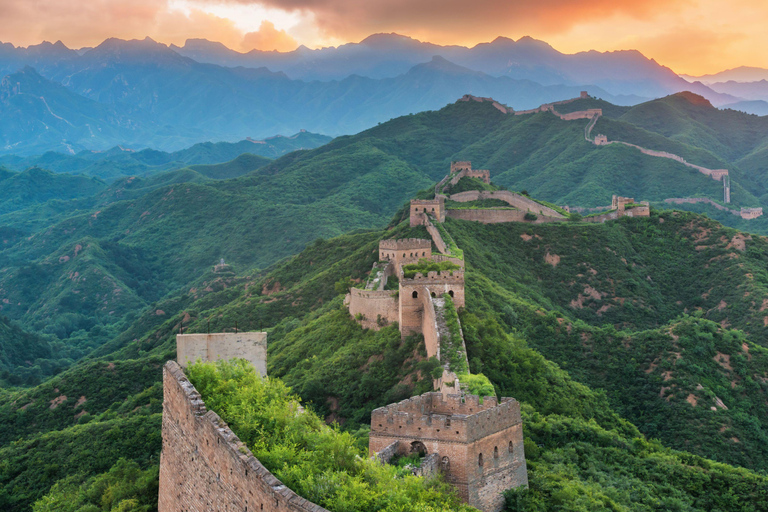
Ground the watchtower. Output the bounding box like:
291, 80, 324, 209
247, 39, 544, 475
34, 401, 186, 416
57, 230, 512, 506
410, 197, 445, 226
370, 392, 528, 512
379, 238, 432, 268
451, 161, 472, 173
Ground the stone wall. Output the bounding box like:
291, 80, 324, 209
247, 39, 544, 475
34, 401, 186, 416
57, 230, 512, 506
348, 288, 399, 330
448, 190, 565, 218
582, 204, 650, 223
446, 209, 564, 224
449, 168, 491, 186
451, 161, 473, 173
740, 207, 763, 219
176, 332, 267, 376
420, 290, 440, 359
411, 198, 445, 226
401, 270, 465, 309
158, 361, 329, 512
457, 95, 513, 114
556, 109, 602, 120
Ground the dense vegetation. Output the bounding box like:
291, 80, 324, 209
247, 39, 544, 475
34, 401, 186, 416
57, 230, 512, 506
187, 359, 474, 512
4, 96, 768, 510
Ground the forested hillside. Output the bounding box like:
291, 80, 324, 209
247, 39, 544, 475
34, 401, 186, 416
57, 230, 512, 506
5, 205, 768, 510
2, 95, 768, 386
3, 96, 768, 509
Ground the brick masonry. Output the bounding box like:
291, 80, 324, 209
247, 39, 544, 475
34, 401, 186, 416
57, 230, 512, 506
158, 361, 329, 512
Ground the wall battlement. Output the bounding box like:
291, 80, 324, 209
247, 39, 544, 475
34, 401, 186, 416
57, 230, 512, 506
379, 238, 432, 251
401, 269, 465, 285
348, 288, 399, 329
158, 361, 329, 512
451, 161, 473, 173
379, 238, 432, 266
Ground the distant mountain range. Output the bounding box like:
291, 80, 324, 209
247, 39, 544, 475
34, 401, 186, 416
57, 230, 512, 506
0, 34, 766, 156
0, 131, 331, 180
681, 66, 768, 85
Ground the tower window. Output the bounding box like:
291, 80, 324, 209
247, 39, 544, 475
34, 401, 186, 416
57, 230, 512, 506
412, 291, 418, 299
478, 453, 484, 467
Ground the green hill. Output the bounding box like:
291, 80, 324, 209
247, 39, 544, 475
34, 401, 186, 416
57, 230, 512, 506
5, 206, 768, 510
1, 96, 768, 383
5, 96, 768, 509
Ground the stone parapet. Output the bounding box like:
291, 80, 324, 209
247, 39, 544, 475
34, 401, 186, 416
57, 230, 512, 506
158, 361, 329, 512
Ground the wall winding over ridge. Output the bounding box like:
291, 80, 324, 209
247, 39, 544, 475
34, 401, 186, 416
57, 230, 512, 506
159, 360, 329, 512
449, 190, 565, 218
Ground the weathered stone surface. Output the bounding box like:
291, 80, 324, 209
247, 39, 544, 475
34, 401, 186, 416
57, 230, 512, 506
176, 332, 267, 375
158, 361, 329, 512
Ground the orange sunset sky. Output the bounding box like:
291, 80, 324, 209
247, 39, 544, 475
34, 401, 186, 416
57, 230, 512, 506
1, 0, 764, 75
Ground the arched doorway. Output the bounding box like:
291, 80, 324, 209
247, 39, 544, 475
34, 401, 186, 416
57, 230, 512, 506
410, 441, 427, 456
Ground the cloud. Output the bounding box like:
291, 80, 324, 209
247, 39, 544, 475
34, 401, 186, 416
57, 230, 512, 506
223, 0, 682, 44
0, 0, 244, 49
241, 20, 298, 51
626, 26, 745, 74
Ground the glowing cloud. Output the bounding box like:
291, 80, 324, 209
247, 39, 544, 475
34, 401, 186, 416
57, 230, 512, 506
241, 20, 298, 51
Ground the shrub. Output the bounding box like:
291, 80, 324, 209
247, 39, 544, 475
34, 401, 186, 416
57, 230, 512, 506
402, 258, 460, 279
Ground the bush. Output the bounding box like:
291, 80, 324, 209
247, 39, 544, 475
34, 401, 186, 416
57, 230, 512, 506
524, 212, 538, 221
402, 259, 460, 279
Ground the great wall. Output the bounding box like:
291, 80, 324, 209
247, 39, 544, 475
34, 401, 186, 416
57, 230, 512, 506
157, 94, 764, 512
459, 93, 762, 220
158, 159, 671, 511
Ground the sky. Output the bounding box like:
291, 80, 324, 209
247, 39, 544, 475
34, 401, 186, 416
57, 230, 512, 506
0, 0, 765, 75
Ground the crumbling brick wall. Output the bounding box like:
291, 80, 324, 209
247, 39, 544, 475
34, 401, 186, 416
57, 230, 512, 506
158, 361, 329, 512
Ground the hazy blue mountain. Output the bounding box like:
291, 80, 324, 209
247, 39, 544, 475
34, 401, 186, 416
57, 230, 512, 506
173, 33, 735, 103
0, 41, 629, 154
0, 131, 331, 179
722, 99, 768, 116
707, 80, 768, 102
681, 66, 768, 85
0, 67, 157, 155
0, 36, 756, 157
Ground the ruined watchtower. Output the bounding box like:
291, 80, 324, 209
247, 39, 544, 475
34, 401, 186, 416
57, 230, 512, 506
370, 392, 528, 512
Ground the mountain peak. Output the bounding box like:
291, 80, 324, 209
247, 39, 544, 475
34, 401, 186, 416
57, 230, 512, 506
359, 33, 422, 49
408, 55, 476, 76
670, 91, 714, 108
